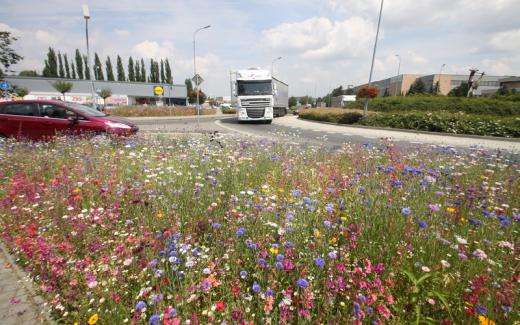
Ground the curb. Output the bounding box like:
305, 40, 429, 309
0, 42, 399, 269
0, 241, 56, 325
296, 116, 520, 143
125, 114, 221, 121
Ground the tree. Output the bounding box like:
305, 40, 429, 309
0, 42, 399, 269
190, 90, 206, 105
94, 53, 104, 80
83, 55, 90, 79
288, 96, 297, 107
150, 59, 160, 83
344, 87, 355, 95
71, 64, 76, 79
11, 85, 29, 98
431, 81, 440, 95
140, 58, 146, 82
0, 31, 23, 75
358, 85, 379, 98
98, 88, 112, 107
18, 70, 38, 77
128, 57, 135, 82
134, 60, 140, 82
160, 59, 166, 83
185, 78, 194, 103
165, 58, 172, 83
52, 80, 73, 100
64, 54, 71, 78
448, 82, 469, 97
331, 85, 344, 97
116, 55, 125, 81
43, 47, 58, 77
105, 56, 115, 81
407, 78, 427, 95
58, 52, 65, 78
75, 49, 83, 79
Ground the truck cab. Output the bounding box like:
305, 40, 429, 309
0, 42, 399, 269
232, 68, 288, 123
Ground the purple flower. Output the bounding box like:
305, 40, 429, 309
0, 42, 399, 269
418, 219, 428, 228
236, 227, 245, 237
151, 293, 163, 304
252, 282, 261, 292
401, 207, 412, 216
276, 254, 285, 261
265, 289, 273, 296
314, 257, 325, 268
213, 223, 221, 229
258, 258, 266, 267
458, 253, 468, 260
328, 251, 337, 259
475, 304, 487, 315
275, 262, 283, 270
296, 278, 309, 289
149, 314, 160, 324
325, 204, 334, 212
135, 300, 147, 311
240, 270, 248, 278
323, 220, 332, 228
428, 203, 440, 212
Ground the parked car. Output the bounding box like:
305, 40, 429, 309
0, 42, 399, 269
0, 100, 138, 140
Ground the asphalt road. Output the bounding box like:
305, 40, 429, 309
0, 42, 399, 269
132, 115, 520, 155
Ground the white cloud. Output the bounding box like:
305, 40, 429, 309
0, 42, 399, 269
114, 29, 131, 37
489, 29, 520, 52
35, 30, 58, 44
263, 16, 375, 60
131, 40, 174, 59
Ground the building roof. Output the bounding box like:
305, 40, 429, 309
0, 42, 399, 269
499, 76, 520, 83
4, 76, 187, 98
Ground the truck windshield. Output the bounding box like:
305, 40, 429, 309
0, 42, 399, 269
237, 80, 272, 96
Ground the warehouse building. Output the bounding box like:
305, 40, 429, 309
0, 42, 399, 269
2, 76, 187, 106
354, 73, 514, 97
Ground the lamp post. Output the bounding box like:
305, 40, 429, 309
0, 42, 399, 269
82, 5, 96, 109
394, 54, 401, 96
271, 56, 282, 75
193, 25, 211, 128
363, 0, 384, 117
437, 63, 446, 94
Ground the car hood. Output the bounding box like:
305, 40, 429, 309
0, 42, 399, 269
101, 116, 136, 127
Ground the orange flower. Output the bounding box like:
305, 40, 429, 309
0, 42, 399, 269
478, 315, 495, 325
88, 313, 99, 325
447, 207, 456, 213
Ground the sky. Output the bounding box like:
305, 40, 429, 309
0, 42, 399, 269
1, 0, 519, 97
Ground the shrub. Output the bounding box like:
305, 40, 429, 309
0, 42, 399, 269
359, 111, 520, 137
299, 108, 364, 124
106, 105, 216, 117
222, 107, 237, 114
343, 95, 520, 116
357, 85, 379, 98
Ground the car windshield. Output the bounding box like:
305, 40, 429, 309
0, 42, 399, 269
65, 102, 106, 117
237, 80, 272, 96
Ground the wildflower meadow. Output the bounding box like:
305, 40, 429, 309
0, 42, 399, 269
0, 135, 517, 324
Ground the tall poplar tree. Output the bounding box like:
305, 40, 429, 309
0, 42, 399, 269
64, 54, 71, 78
165, 58, 172, 83
58, 52, 65, 78
75, 49, 83, 79
71, 63, 76, 79
116, 55, 125, 81
94, 53, 104, 80
128, 57, 135, 82
83, 55, 90, 79
160, 59, 166, 83
105, 56, 115, 81
140, 58, 146, 82
135, 60, 140, 82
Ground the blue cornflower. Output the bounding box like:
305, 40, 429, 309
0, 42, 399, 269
284, 241, 293, 248
276, 254, 285, 261
252, 282, 261, 292
323, 220, 332, 228
239, 270, 248, 278
418, 219, 428, 228
324, 204, 334, 212
149, 314, 160, 324
275, 262, 283, 270
135, 300, 147, 311
265, 289, 273, 296
236, 227, 245, 237
401, 207, 412, 216
296, 278, 308, 289
314, 257, 325, 268
475, 304, 487, 315
213, 223, 221, 229
258, 258, 266, 267
328, 251, 337, 259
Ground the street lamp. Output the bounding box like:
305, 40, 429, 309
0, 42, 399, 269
271, 56, 282, 75
437, 63, 446, 94
395, 54, 401, 96
82, 4, 96, 109
193, 24, 211, 128
363, 0, 384, 117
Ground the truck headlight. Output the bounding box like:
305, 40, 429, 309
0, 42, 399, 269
238, 108, 247, 117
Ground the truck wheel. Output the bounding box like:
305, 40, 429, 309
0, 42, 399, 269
264, 120, 272, 124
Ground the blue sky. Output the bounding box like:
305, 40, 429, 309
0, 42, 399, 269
1, 0, 519, 96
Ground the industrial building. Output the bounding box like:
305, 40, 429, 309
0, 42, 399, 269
354, 73, 517, 97
2, 76, 188, 106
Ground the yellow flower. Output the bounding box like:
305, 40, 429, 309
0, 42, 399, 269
314, 230, 321, 238
74, 322, 79, 325
447, 207, 456, 213
88, 313, 99, 325
269, 247, 279, 254
278, 188, 284, 193
478, 315, 495, 325
157, 211, 164, 219
329, 237, 337, 244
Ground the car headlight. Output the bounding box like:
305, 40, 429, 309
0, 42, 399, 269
106, 122, 131, 129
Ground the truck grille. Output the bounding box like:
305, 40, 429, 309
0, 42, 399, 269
240, 98, 271, 109
247, 108, 265, 118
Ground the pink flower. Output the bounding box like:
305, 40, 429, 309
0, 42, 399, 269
376, 304, 391, 320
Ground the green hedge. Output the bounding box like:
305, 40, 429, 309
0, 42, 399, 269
222, 108, 237, 114
359, 111, 520, 138
343, 96, 520, 116
298, 108, 363, 124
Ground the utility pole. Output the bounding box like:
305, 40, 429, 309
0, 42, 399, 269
363, 0, 384, 117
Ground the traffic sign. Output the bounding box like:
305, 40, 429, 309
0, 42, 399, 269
192, 74, 204, 86
154, 86, 164, 96
0, 81, 11, 91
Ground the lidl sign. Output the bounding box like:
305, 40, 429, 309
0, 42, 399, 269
154, 86, 164, 96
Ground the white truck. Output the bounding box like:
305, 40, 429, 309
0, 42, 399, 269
231, 68, 288, 123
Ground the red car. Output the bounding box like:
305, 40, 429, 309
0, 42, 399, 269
0, 100, 138, 140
